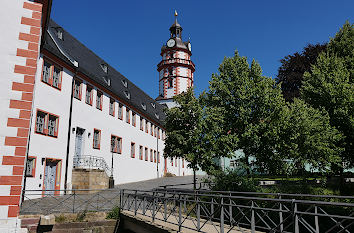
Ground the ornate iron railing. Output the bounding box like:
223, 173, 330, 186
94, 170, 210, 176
73, 155, 111, 176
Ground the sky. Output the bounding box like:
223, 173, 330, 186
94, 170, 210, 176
51, 0, 353, 98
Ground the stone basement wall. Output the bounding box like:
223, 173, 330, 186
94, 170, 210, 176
71, 168, 109, 192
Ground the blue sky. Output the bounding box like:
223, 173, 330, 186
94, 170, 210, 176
51, 0, 353, 98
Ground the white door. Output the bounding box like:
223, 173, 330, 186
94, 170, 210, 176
44, 160, 57, 195
74, 128, 85, 164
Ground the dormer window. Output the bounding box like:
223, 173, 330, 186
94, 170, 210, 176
100, 63, 108, 73
124, 91, 130, 99
56, 27, 63, 40
103, 76, 111, 86
151, 102, 156, 108
121, 79, 128, 87
141, 103, 146, 110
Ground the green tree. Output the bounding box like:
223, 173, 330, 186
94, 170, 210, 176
203, 51, 285, 174
164, 88, 222, 188
203, 51, 342, 175
302, 22, 354, 171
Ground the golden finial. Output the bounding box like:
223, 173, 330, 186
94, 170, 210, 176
174, 10, 178, 17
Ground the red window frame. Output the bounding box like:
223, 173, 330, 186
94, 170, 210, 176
118, 103, 123, 120
131, 142, 135, 158
132, 112, 136, 127
140, 117, 144, 131
151, 124, 154, 136
145, 147, 148, 161
96, 91, 103, 110
126, 108, 130, 124
109, 98, 115, 116
73, 78, 82, 100
139, 145, 143, 160
111, 134, 122, 154
93, 128, 101, 149
150, 149, 153, 162
85, 85, 93, 105
154, 150, 157, 163
145, 121, 149, 134
41, 58, 62, 90
182, 158, 184, 168
35, 109, 59, 138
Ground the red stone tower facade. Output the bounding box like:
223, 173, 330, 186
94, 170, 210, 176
156, 12, 195, 108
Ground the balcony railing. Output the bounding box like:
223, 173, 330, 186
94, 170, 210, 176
157, 58, 195, 69
73, 155, 111, 176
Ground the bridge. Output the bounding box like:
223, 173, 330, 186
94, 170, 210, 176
20, 179, 354, 232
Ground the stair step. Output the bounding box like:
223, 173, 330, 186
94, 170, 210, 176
21, 217, 40, 227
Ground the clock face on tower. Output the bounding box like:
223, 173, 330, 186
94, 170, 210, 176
167, 39, 176, 48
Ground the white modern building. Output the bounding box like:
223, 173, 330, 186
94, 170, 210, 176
0, 0, 194, 230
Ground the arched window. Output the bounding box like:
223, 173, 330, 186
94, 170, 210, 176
167, 78, 173, 89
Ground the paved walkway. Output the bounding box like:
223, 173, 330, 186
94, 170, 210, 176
116, 175, 205, 191
122, 210, 264, 233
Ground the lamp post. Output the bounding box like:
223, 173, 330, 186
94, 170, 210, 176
109, 147, 115, 188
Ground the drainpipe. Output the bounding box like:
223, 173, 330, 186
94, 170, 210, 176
64, 70, 76, 193
156, 130, 159, 178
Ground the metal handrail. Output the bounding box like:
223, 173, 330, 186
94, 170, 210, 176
73, 155, 111, 176
20, 188, 354, 232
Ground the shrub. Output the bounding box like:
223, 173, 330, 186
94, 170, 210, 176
106, 206, 120, 220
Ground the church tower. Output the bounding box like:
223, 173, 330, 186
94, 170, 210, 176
156, 11, 195, 108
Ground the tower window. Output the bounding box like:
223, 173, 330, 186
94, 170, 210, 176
167, 78, 173, 89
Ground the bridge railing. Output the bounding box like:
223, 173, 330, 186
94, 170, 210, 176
20, 188, 354, 232
120, 189, 354, 233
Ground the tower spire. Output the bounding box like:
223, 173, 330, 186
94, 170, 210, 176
170, 10, 182, 38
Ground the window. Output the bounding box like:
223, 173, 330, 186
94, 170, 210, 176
158, 152, 160, 163
35, 110, 59, 137
167, 78, 173, 89
118, 103, 123, 120
73, 79, 82, 99
182, 158, 184, 168
154, 126, 158, 138
101, 63, 108, 73
48, 115, 58, 137
162, 131, 166, 141
154, 150, 157, 163
52, 66, 61, 88
145, 121, 149, 134
131, 142, 135, 158
145, 147, 148, 161
93, 129, 101, 149
85, 85, 93, 105
96, 91, 103, 110
175, 158, 177, 167
42, 60, 51, 84
151, 124, 154, 136
109, 98, 115, 116
111, 135, 122, 153
140, 117, 144, 131
139, 146, 143, 160
150, 149, 153, 162
171, 158, 173, 166
132, 112, 136, 126
25, 157, 36, 177
42, 59, 62, 89
126, 108, 130, 124
157, 128, 160, 139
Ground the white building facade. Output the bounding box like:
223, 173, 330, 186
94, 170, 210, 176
0, 1, 193, 230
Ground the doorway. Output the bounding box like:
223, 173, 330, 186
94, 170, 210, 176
43, 159, 61, 196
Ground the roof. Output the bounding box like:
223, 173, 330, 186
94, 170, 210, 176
43, 19, 166, 125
